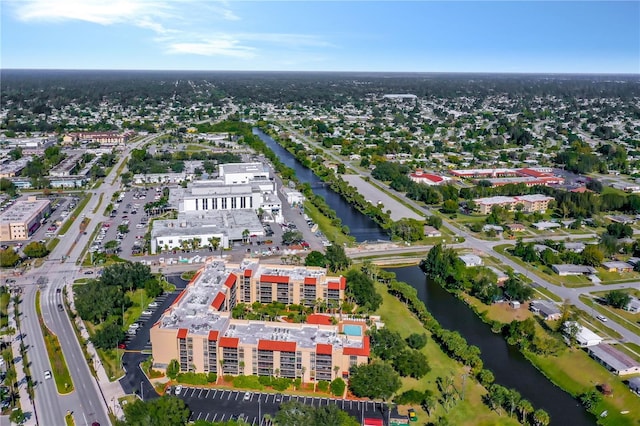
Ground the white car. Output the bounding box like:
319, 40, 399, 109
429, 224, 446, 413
243, 391, 252, 401
141, 310, 153, 315
148, 302, 158, 308
175, 385, 183, 395
44, 370, 52, 380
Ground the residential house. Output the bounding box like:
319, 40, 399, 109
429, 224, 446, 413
601, 261, 634, 273
530, 300, 561, 321
423, 225, 442, 238
625, 297, 640, 314
506, 223, 526, 233
552, 264, 597, 276
459, 254, 483, 267
562, 322, 603, 347
587, 344, 640, 376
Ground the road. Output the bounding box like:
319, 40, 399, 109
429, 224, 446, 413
279, 121, 640, 345
15, 133, 158, 425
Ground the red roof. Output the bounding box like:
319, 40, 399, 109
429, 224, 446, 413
316, 343, 333, 355
571, 186, 592, 193
260, 275, 289, 284
244, 269, 252, 277
218, 337, 239, 348
411, 172, 444, 183
364, 419, 384, 426
517, 168, 547, 178
224, 274, 236, 288
306, 314, 333, 325
211, 292, 226, 310
303, 277, 317, 285
343, 335, 370, 357
328, 278, 345, 290
177, 328, 188, 339
258, 340, 297, 352
189, 269, 203, 283
208, 330, 219, 341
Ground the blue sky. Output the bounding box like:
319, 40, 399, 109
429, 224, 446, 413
1, 1, 638, 73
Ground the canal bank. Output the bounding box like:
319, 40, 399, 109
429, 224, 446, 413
253, 128, 389, 242
388, 266, 597, 426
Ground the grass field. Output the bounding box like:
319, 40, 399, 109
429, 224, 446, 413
0, 291, 10, 329
580, 294, 640, 336
47, 237, 60, 252
527, 349, 640, 425
374, 282, 519, 426
93, 193, 104, 214
35, 291, 74, 394
303, 202, 355, 247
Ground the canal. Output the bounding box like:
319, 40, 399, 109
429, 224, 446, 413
253, 128, 388, 242
388, 266, 596, 426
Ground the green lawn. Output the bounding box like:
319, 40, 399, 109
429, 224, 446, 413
35, 291, 74, 394
47, 237, 60, 252
581, 293, 640, 336
303, 202, 355, 247
527, 349, 640, 425
374, 282, 519, 426
93, 193, 104, 214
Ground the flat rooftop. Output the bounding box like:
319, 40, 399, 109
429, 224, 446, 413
0, 198, 50, 223
152, 210, 264, 240
219, 162, 269, 176
157, 259, 361, 351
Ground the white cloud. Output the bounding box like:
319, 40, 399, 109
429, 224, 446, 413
166, 37, 255, 58
12, 0, 172, 26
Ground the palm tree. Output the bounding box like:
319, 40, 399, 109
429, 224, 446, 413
300, 366, 306, 385
333, 365, 340, 380
191, 237, 201, 251
208, 236, 221, 252
181, 240, 190, 252
533, 409, 550, 426
242, 229, 250, 244
517, 399, 533, 424
239, 361, 245, 374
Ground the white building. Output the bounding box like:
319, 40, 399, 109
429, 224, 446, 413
218, 162, 270, 185
151, 210, 264, 254
459, 254, 483, 267
562, 322, 603, 347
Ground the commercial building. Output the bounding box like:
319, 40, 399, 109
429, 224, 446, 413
150, 259, 368, 381
408, 169, 451, 186
0, 196, 50, 241
450, 167, 564, 187
474, 194, 554, 215
150, 210, 264, 254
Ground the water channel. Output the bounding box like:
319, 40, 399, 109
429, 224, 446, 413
388, 266, 596, 426
253, 128, 388, 242
254, 127, 595, 425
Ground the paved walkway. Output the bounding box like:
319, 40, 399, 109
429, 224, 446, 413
7, 296, 37, 426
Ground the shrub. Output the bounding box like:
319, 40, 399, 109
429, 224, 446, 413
232, 375, 264, 390
317, 380, 330, 392
149, 369, 164, 379
176, 372, 208, 386
272, 377, 292, 391
207, 372, 217, 383
394, 389, 430, 405
330, 378, 346, 397
258, 375, 273, 386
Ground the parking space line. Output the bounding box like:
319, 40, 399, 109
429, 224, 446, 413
212, 413, 218, 422
197, 412, 202, 420
212, 390, 218, 398
205, 413, 210, 421
198, 389, 203, 398
205, 389, 210, 398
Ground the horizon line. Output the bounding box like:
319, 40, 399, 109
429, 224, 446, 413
1, 68, 639, 77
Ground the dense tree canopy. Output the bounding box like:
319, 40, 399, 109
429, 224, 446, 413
117, 396, 190, 426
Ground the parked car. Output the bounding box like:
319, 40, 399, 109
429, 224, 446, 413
141, 310, 153, 315
175, 385, 183, 395
243, 391, 252, 401
44, 370, 52, 380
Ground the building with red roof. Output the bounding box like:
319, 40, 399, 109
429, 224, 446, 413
150, 259, 369, 382
408, 169, 451, 186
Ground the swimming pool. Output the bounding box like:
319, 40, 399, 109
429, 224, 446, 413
343, 324, 362, 336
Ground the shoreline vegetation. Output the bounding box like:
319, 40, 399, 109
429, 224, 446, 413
418, 245, 638, 425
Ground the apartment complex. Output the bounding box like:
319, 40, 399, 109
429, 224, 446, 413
0, 196, 51, 241
150, 259, 369, 381
474, 194, 554, 214
62, 131, 135, 145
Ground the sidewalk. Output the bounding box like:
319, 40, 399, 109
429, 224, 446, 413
7, 298, 37, 426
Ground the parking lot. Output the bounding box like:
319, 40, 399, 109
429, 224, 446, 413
175, 388, 385, 425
